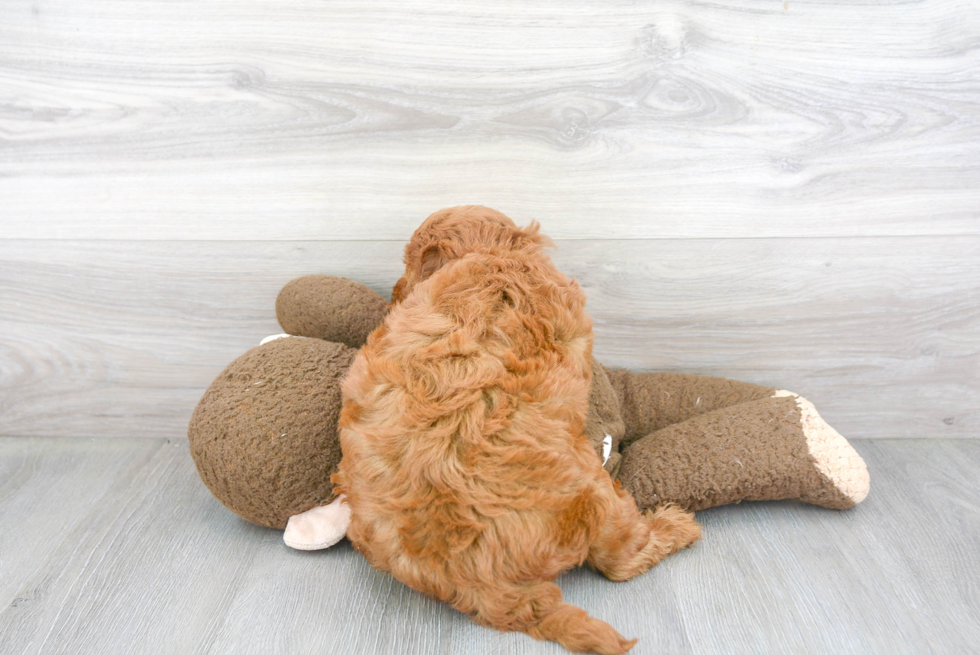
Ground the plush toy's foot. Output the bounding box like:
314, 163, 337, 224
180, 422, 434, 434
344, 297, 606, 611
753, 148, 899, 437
773, 390, 870, 507
283, 495, 351, 550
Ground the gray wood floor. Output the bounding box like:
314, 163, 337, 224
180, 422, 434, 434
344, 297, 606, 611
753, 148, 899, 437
2, 437, 977, 655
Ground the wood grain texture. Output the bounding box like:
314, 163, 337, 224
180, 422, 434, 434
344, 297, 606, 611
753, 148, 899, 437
2, 237, 977, 440
1, 0, 978, 239
3, 3, 976, 650
1, 437, 978, 654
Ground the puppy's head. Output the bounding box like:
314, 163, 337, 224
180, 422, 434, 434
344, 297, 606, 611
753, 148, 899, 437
391, 205, 550, 304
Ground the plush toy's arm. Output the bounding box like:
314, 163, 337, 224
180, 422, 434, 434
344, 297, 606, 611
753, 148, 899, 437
615, 385, 870, 512
276, 275, 388, 348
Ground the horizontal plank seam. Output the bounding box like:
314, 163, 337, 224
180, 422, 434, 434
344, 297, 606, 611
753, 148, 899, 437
2, 234, 980, 245
0, 435, 976, 443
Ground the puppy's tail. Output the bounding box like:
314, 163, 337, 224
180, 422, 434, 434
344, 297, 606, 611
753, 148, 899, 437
463, 579, 636, 654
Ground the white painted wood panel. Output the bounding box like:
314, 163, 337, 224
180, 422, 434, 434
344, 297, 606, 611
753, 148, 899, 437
1, 237, 976, 439
1, 0, 977, 239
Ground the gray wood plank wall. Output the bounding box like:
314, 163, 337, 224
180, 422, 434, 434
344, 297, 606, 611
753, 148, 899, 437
2, 1, 978, 440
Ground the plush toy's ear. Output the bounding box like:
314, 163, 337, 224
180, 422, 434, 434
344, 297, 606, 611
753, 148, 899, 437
276, 275, 387, 348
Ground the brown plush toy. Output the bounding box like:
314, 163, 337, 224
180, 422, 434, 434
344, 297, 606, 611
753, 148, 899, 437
188, 275, 869, 550
187, 276, 385, 545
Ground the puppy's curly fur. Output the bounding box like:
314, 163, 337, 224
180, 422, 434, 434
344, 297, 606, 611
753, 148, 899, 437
334, 206, 700, 654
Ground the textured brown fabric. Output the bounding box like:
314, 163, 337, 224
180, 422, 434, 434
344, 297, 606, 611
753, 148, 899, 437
583, 359, 626, 479
619, 395, 854, 512
603, 368, 775, 449
276, 275, 387, 348
188, 337, 356, 529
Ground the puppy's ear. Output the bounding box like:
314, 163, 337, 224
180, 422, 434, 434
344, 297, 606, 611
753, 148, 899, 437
420, 245, 447, 280
390, 277, 409, 305
514, 221, 553, 250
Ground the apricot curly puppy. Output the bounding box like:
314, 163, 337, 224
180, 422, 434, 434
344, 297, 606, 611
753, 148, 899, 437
334, 206, 700, 654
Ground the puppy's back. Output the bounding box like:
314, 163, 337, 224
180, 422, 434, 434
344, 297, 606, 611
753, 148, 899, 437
335, 250, 636, 654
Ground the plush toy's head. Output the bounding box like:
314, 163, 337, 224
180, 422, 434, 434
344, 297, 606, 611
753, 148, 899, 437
188, 337, 356, 529
188, 276, 388, 529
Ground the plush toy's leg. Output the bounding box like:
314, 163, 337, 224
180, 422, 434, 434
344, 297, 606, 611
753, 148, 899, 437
283, 495, 351, 550
602, 367, 775, 448
618, 392, 869, 512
